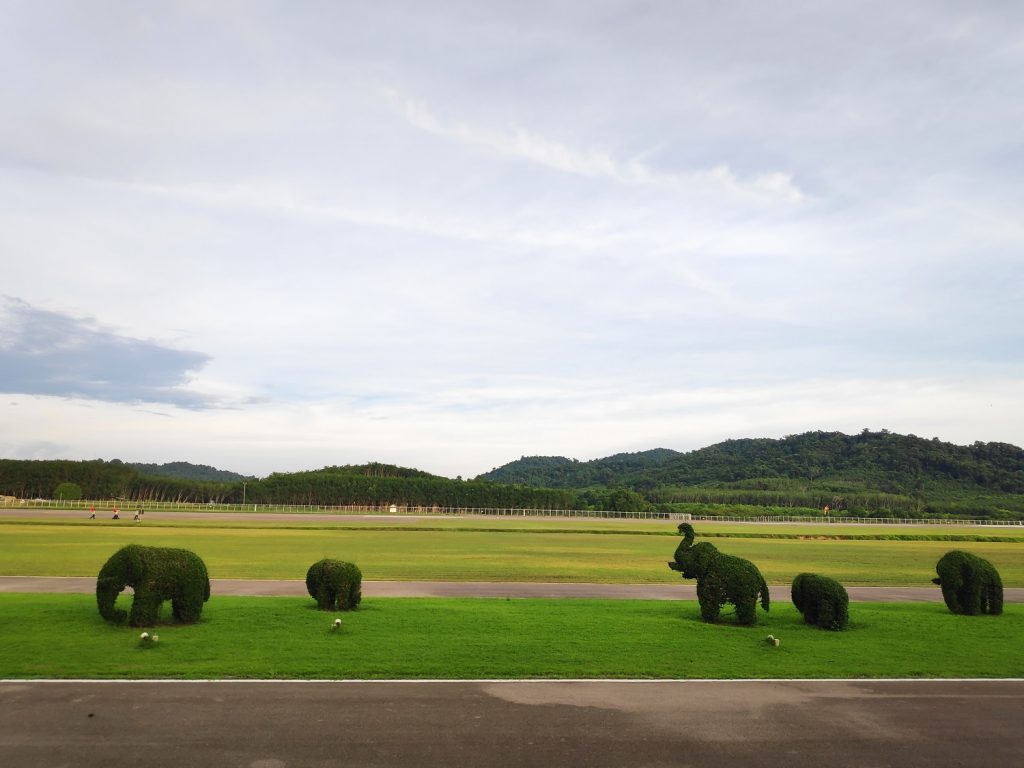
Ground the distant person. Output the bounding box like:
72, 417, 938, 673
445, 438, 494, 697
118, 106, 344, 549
88, 506, 96, 520
133, 509, 141, 523
823, 504, 830, 517
112, 507, 120, 520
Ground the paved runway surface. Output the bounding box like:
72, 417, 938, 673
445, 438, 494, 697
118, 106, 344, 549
2, 679, 1021, 767
3, 575, 1024, 602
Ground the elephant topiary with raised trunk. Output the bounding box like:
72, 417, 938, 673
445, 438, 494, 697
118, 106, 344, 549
668, 523, 769, 625
96, 544, 210, 627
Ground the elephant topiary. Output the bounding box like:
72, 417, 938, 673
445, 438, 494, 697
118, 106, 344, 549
306, 558, 362, 611
96, 544, 210, 627
668, 523, 769, 625
932, 550, 1003, 615
791, 572, 849, 630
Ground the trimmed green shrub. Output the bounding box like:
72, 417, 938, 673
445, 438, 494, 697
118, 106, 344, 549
932, 550, 1003, 615
791, 573, 849, 630
96, 544, 210, 627
667, 523, 769, 625
306, 558, 362, 611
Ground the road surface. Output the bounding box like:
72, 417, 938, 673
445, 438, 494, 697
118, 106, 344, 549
1, 679, 1021, 767
5, 575, 1023, 602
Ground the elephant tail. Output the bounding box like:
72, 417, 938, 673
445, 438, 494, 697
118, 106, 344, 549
760, 574, 770, 612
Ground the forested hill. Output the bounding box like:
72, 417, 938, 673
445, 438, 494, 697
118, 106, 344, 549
128, 461, 252, 483
476, 431, 1024, 497
477, 448, 682, 487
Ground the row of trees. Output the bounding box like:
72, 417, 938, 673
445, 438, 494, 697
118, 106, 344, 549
230, 469, 577, 509
0, 459, 235, 503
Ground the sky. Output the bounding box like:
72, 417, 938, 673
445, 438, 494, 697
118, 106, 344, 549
1, 1, 1022, 479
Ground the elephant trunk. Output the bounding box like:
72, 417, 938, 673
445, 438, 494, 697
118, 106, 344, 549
96, 575, 127, 624
677, 522, 695, 548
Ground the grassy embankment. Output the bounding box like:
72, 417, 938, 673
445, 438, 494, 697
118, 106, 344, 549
2, 518, 1022, 585
1, 593, 1020, 680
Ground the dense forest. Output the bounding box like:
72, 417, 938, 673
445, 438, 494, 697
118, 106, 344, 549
2, 431, 1022, 519
0, 459, 234, 503
0, 459, 575, 510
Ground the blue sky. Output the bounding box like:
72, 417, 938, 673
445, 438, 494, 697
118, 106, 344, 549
1, 1, 1022, 478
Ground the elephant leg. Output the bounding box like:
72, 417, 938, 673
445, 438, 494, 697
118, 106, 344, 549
696, 582, 720, 623
129, 589, 163, 627
172, 592, 204, 623
962, 582, 982, 615
989, 583, 1004, 615
942, 583, 961, 613
735, 599, 756, 626
338, 581, 352, 610
817, 601, 835, 630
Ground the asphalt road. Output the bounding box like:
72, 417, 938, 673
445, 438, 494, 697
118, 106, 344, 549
3, 575, 1023, 602
1, 680, 1021, 767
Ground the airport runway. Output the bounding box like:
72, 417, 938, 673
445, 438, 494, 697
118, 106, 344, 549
1, 679, 1021, 767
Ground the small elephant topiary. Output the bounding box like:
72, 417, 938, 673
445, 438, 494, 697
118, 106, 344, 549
933, 550, 1003, 615
306, 558, 362, 611
96, 544, 210, 627
791, 572, 849, 630
668, 523, 769, 625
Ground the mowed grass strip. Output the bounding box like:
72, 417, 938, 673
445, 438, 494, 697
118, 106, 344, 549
1, 594, 1020, 680
2, 522, 1023, 585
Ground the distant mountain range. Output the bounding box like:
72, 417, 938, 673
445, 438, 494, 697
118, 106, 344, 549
475, 430, 1024, 498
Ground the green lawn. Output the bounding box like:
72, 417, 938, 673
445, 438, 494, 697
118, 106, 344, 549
2, 520, 1022, 585
1, 594, 1020, 679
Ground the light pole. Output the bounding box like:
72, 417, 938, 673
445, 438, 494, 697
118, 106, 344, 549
242, 481, 247, 508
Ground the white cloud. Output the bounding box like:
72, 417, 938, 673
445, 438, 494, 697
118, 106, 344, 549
385, 88, 806, 202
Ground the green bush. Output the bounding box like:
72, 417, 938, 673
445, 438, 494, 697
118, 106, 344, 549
96, 544, 210, 627
668, 523, 769, 625
932, 550, 1003, 615
305, 558, 362, 611
791, 573, 849, 630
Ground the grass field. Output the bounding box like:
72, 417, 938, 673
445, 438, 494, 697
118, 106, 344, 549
2, 519, 1022, 585
1, 594, 1020, 680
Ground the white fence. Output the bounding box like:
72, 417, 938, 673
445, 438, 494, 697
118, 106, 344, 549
2, 497, 1022, 526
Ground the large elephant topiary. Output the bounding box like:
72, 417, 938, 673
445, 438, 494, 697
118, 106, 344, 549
791, 572, 849, 630
668, 523, 769, 625
306, 558, 362, 611
96, 544, 210, 627
932, 550, 1003, 616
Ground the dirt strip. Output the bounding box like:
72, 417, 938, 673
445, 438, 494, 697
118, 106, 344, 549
2, 576, 1022, 602
5, 508, 1024, 530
